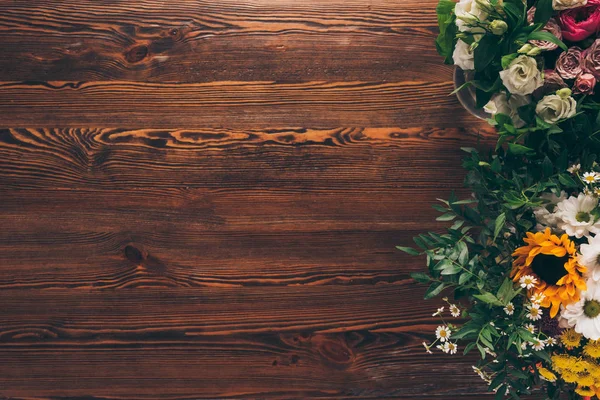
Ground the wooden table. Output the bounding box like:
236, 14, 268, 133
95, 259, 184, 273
0, 1, 495, 398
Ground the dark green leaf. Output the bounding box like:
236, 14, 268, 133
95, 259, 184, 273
410, 272, 431, 284
396, 246, 421, 256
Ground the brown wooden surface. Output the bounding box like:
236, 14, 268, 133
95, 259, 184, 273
0, 1, 497, 398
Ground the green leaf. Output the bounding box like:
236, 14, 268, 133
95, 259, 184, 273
508, 143, 534, 156
436, 213, 456, 221
410, 272, 431, 284
459, 272, 472, 285
534, 0, 553, 25
463, 342, 477, 355
473, 292, 504, 306
501, 53, 518, 69
457, 241, 469, 264
493, 212, 506, 242
424, 282, 446, 299
528, 31, 568, 51
558, 173, 578, 188
440, 263, 462, 275
396, 246, 420, 256
436, 0, 458, 64
474, 35, 500, 72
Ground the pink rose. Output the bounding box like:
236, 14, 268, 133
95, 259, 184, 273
530, 19, 563, 51
583, 39, 600, 78
558, 1, 600, 42
573, 73, 597, 94
556, 47, 584, 79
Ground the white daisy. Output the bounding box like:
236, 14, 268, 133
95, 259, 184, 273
449, 304, 461, 318
444, 342, 458, 355
555, 194, 600, 238
583, 172, 600, 184
504, 302, 515, 316
432, 306, 444, 317
435, 326, 451, 342
568, 164, 581, 174
525, 323, 536, 334
521, 341, 529, 350
526, 303, 543, 321
520, 275, 538, 289
560, 279, 600, 340
530, 293, 546, 304
530, 339, 545, 351
579, 234, 600, 282
545, 337, 557, 346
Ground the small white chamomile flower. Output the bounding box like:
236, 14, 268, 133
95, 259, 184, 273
449, 304, 461, 318
519, 275, 538, 289
435, 326, 451, 342
583, 172, 600, 184
526, 303, 543, 321
504, 302, 515, 315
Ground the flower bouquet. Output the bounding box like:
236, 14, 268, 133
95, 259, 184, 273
402, 0, 600, 398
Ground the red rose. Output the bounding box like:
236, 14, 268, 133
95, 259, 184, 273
558, 1, 600, 42
573, 73, 597, 94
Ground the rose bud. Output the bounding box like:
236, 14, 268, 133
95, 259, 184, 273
533, 69, 569, 99
530, 19, 563, 51
583, 39, 600, 79
573, 72, 597, 94
556, 46, 584, 79
558, 1, 600, 42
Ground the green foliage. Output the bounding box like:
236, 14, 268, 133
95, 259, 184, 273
435, 0, 457, 64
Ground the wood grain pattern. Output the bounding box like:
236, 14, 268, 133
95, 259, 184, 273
0, 0, 498, 398
0, 80, 477, 127
0, 0, 446, 83
0, 286, 488, 399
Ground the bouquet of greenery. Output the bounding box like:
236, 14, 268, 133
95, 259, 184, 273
403, 0, 600, 398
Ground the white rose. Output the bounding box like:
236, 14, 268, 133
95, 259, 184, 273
453, 40, 475, 70
535, 93, 577, 124
484, 92, 531, 128
553, 0, 587, 10
499, 55, 543, 95
455, 0, 490, 32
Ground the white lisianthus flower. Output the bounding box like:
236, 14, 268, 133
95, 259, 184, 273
553, 0, 588, 10
455, 0, 491, 32
484, 92, 531, 128
579, 234, 600, 281
499, 55, 544, 95
555, 193, 600, 238
453, 40, 475, 70
535, 92, 577, 124
561, 279, 600, 340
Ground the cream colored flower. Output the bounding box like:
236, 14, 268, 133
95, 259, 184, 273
553, 0, 587, 10
535, 93, 577, 124
453, 40, 475, 70
500, 55, 544, 95
455, 0, 490, 32
484, 92, 531, 128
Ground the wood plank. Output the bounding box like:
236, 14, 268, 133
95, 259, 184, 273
0, 127, 494, 189
0, 286, 488, 399
0, 0, 446, 83
0, 126, 493, 289
0, 81, 481, 128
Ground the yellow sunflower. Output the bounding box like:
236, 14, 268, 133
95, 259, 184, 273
511, 228, 587, 317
